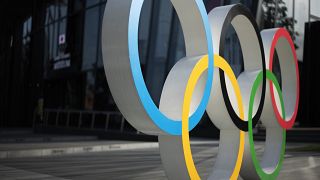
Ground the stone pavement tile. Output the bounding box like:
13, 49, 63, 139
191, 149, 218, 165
0, 165, 67, 180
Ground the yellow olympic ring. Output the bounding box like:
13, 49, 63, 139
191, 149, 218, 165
182, 54, 245, 180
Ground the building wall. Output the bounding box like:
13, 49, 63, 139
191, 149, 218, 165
2, 0, 300, 130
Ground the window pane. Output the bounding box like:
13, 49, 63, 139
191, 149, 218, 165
82, 6, 99, 70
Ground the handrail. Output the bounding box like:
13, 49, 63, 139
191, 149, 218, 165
44, 108, 122, 115
36, 109, 138, 134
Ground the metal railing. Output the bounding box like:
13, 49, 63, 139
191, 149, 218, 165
35, 109, 265, 135
37, 109, 139, 134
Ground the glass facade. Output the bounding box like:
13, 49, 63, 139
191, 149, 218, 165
277, 0, 320, 61
0, 0, 316, 130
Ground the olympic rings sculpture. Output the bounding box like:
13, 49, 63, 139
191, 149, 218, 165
101, 0, 300, 179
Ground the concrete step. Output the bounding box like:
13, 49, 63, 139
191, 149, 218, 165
0, 139, 218, 159
0, 141, 159, 159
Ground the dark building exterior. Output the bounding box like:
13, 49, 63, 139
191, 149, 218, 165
0, 0, 318, 134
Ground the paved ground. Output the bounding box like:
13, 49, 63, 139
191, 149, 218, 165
1, 141, 320, 180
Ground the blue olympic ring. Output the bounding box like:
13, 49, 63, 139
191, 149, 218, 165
128, 0, 214, 135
